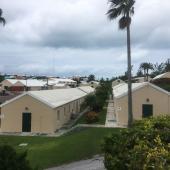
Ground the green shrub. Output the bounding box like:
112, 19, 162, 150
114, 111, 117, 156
103, 116, 170, 170
0, 145, 32, 170
86, 111, 99, 123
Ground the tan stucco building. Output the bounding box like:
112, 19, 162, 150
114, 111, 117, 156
0, 86, 94, 134
113, 82, 170, 126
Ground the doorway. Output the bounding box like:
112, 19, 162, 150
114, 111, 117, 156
142, 104, 153, 118
22, 112, 31, 132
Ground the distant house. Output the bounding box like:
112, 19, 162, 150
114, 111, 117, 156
152, 72, 170, 92
113, 82, 170, 127
132, 76, 152, 83
1, 79, 46, 92
80, 81, 99, 88
48, 78, 77, 87
0, 86, 94, 134
0, 79, 18, 91
12, 79, 46, 91
152, 72, 170, 82
112, 79, 124, 87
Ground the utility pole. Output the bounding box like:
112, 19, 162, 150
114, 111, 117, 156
25, 74, 28, 91
47, 76, 48, 90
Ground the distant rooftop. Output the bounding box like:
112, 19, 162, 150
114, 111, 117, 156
153, 72, 170, 80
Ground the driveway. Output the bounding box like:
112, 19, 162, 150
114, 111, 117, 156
46, 156, 105, 170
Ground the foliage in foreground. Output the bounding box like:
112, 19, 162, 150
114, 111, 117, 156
103, 116, 170, 170
0, 128, 118, 169
0, 145, 32, 170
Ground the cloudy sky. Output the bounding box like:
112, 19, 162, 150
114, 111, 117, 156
0, 0, 170, 78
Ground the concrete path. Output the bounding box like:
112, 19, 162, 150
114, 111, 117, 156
46, 156, 105, 170
105, 100, 117, 127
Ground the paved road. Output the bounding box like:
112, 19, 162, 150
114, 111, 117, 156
46, 156, 105, 170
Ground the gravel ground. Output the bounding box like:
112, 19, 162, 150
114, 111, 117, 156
46, 156, 106, 170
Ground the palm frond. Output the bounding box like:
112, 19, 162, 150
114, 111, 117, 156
107, 8, 121, 20
108, 0, 122, 6
0, 17, 6, 26
130, 7, 135, 15
107, 4, 126, 20
0, 8, 2, 17
119, 16, 131, 30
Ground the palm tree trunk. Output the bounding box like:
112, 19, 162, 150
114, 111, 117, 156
127, 13, 133, 127
146, 69, 149, 81
144, 69, 146, 81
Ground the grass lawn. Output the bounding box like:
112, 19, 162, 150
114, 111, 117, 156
74, 108, 107, 125
0, 127, 121, 169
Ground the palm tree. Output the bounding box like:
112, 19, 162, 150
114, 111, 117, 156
107, 0, 135, 127
0, 8, 6, 26
140, 62, 153, 81
164, 59, 170, 72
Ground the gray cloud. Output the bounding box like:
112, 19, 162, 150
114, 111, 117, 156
0, 0, 169, 77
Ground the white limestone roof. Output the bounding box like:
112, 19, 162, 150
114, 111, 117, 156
90, 81, 99, 84
49, 78, 76, 83
78, 86, 95, 94
153, 72, 170, 80
80, 81, 89, 85
14, 79, 46, 87
112, 79, 125, 87
113, 82, 169, 99
0, 86, 93, 108
53, 83, 67, 87
5, 79, 18, 84
27, 88, 86, 108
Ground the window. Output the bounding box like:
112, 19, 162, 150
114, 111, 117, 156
57, 110, 60, 120
142, 104, 153, 118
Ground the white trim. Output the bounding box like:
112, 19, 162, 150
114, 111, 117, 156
148, 83, 170, 95
0, 93, 27, 107
114, 82, 170, 99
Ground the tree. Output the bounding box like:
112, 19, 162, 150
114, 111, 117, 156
136, 69, 143, 77
140, 62, 153, 81
82, 94, 97, 111
88, 74, 95, 82
0, 9, 6, 26
107, 0, 135, 127
164, 59, 170, 72
151, 62, 164, 77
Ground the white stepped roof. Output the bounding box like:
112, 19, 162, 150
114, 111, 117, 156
14, 79, 46, 87
78, 86, 95, 94
0, 86, 94, 108
28, 88, 86, 108
5, 79, 18, 84
49, 78, 76, 83
153, 72, 170, 80
113, 82, 169, 99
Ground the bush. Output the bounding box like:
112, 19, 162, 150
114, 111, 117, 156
86, 111, 99, 123
0, 145, 32, 170
103, 116, 170, 170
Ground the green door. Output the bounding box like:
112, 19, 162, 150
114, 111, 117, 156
142, 104, 153, 118
22, 113, 31, 132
